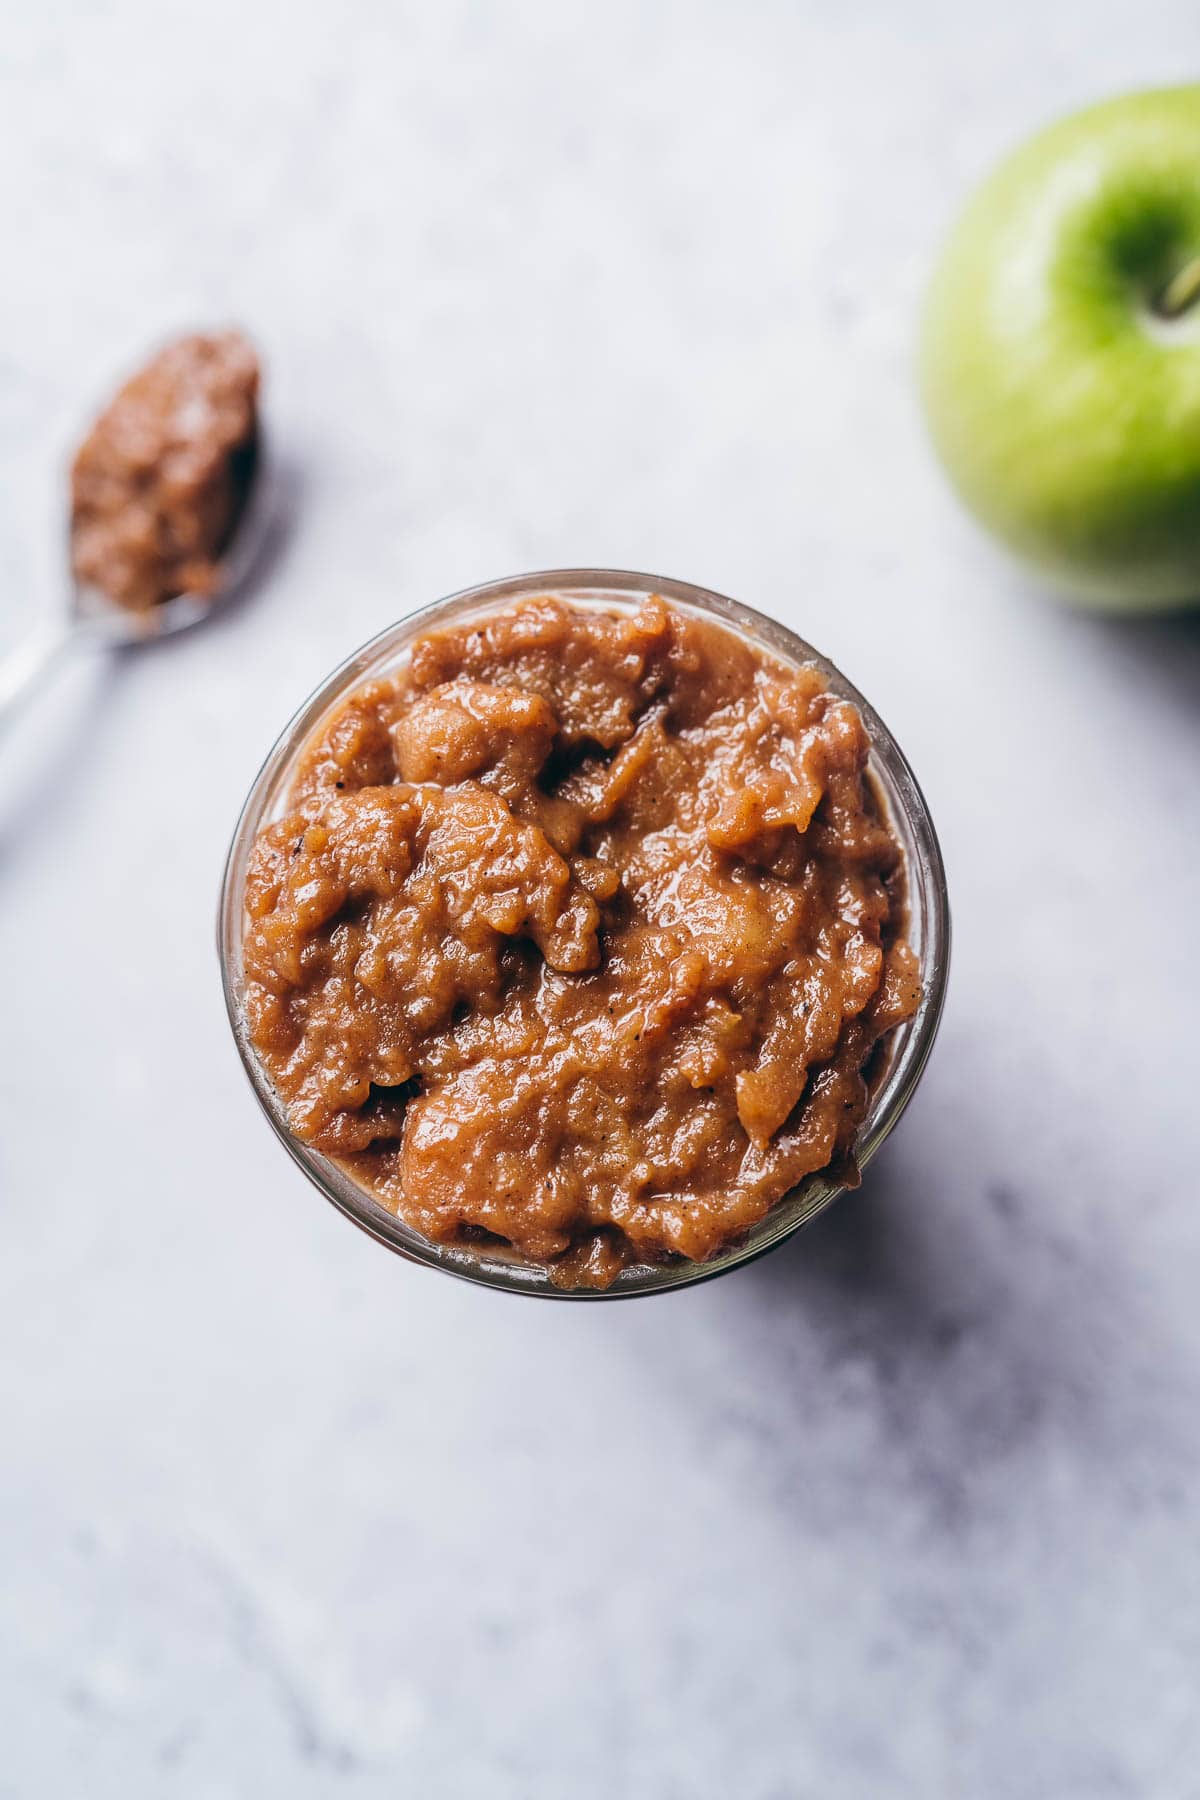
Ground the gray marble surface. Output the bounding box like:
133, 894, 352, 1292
3, 4, 1200, 1795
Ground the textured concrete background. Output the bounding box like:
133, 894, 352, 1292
3, 4, 1200, 1795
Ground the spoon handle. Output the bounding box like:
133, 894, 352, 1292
0, 620, 79, 727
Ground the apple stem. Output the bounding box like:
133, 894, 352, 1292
1157, 257, 1200, 320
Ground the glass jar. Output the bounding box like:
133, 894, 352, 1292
218, 570, 950, 1299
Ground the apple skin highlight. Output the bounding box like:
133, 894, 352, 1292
921, 85, 1200, 611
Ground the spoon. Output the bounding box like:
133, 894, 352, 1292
0, 424, 271, 726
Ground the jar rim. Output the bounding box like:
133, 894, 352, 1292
218, 568, 951, 1299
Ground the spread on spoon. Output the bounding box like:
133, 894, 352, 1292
70, 330, 260, 614
242, 596, 921, 1288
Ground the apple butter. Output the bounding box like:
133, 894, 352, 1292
242, 597, 920, 1287
71, 330, 260, 613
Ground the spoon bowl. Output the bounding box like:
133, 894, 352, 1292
1, 418, 270, 719
71, 427, 271, 642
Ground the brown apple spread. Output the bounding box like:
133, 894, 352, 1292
242, 597, 920, 1287
71, 330, 260, 613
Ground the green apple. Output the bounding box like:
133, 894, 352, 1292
921, 86, 1200, 610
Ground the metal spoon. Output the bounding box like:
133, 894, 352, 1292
0, 428, 271, 725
